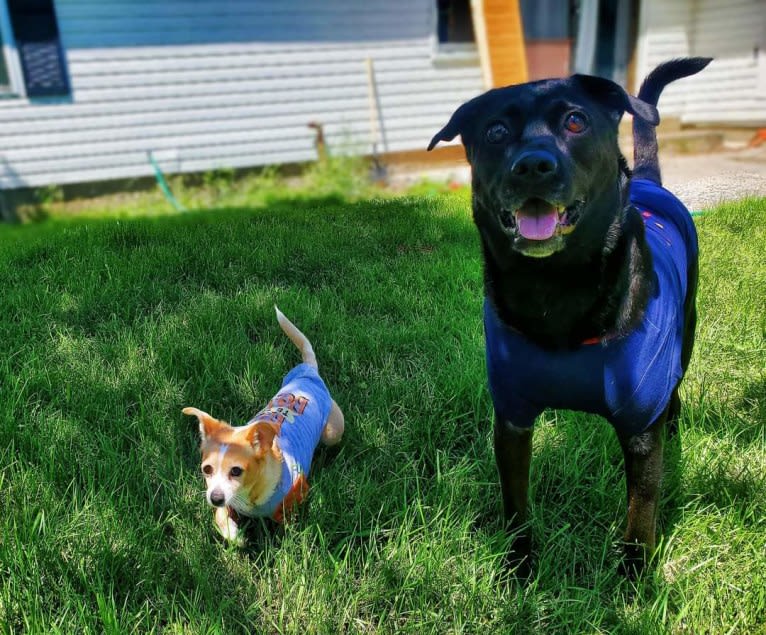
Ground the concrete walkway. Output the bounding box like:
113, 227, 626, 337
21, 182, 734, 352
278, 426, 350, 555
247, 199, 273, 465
659, 146, 766, 210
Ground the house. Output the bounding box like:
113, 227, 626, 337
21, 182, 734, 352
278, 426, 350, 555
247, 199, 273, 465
635, 0, 766, 126
0, 0, 525, 208
0, 0, 762, 214
518, 0, 765, 127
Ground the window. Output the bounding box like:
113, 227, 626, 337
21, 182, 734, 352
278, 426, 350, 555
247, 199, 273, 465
437, 0, 476, 44
433, 0, 478, 65
0, 0, 70, 99
0, 2, 23, 96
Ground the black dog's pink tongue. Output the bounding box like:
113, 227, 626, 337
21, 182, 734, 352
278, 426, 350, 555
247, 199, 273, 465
516, 201, 558, 240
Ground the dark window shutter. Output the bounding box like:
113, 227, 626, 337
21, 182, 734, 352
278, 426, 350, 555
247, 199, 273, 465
8, 0, 70, 97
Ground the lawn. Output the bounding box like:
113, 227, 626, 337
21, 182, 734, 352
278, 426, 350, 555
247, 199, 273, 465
0, 178, 764, 633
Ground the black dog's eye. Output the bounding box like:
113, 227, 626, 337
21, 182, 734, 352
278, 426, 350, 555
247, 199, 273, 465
202, 464, 213, 476
486, 122, 509, 144
229, 466, 243, 478
564, 112, 587, 133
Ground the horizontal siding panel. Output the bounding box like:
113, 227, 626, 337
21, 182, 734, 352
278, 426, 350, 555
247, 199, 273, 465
0, 0, 490, 189
3, 114, 450, 164
62, 34, 424, 50
0, 91, 474, 132
57, 1, 419, 12
636, 0, 691, 91
63, 40, 424, 62
0, 125, 445, 186
4, 139, 316, 176
1, 133, 453, 189
61, 26, 432, 48
69, 71, 482, 104
60, 23, 429, 43
681, 109, 765, 124
1, 150, 316, 189
638, 0, 765, 122
1, 102, 460, 148
56, 1, 432, 46
67, 45, 427, 76
692, 0, 762, 18
69, 58, 437, 90
61, 3, 421, 20
3, 140, 442, 189
0, 88, 475, 125
59, 11, 431, 30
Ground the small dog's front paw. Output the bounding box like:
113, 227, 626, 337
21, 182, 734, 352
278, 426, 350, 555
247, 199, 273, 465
214, 507, 245, 546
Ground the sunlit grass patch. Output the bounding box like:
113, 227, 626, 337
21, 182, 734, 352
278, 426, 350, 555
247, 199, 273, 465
0, 191, 763, 633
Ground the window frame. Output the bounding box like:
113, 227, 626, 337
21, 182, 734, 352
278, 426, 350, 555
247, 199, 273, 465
0, 0, 26, 98
430, 0, 480, 67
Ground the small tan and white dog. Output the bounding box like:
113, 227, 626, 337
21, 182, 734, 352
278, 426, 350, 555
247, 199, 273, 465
183, 307, 344, 543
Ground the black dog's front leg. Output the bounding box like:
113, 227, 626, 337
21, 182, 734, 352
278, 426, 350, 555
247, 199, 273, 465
494, 416, 533, 569
617, 416, 666, 575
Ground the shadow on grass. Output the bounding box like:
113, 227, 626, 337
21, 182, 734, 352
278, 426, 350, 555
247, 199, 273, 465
3, 191, 760, 630
1, 191, 484, 628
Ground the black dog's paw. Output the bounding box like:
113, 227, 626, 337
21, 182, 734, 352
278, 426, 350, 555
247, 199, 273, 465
618, 541, 651, 579
502, 533, 534, 581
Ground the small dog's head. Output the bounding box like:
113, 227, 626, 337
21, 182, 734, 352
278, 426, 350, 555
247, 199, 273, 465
429, 75, 659, 259
183, 407, 283, 513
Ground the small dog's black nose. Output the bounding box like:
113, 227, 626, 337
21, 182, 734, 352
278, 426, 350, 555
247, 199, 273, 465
510, 150, 559, 182
209, 489, 225, 507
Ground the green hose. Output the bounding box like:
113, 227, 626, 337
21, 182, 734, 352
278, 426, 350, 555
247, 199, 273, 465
147, 151, 186, 212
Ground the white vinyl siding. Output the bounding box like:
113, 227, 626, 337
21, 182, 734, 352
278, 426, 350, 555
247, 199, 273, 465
0, 0, 484, 189
636, 0, 766, 125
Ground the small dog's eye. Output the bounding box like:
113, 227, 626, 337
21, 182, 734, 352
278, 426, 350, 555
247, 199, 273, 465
202, 464, 213, 476
229, 466, 243, 478
486, 122, 509, 144
564, 112, 587, 133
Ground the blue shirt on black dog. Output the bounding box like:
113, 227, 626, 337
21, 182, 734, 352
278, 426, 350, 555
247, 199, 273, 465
484, 179, 698, 437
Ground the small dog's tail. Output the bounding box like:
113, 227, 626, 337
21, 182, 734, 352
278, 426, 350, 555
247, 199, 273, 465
633, 57, 712, 185
275, 306, 318, 368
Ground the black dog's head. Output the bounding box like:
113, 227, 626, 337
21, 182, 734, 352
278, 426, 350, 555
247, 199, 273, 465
429, 75, 659, 259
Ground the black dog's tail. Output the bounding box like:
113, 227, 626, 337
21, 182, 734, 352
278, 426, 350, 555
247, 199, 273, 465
633, 57, 712, 184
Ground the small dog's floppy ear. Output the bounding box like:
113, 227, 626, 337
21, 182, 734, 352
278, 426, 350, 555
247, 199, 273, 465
572, 74, 660, 125
182, 407, 224, 441
245, 422, 282, 461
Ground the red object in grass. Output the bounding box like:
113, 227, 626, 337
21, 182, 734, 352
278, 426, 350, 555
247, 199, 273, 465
748, 129, 766, 147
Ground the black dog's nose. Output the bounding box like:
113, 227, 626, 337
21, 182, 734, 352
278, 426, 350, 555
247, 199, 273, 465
209, 489, 225, 507
510, 150, 559, 181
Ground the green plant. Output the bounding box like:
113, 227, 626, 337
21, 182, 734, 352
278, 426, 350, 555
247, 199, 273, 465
202, 167, 236, 196
35, 184, 64, 207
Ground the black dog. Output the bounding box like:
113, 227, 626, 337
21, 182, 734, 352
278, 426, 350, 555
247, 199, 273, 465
429, 58, 711, 573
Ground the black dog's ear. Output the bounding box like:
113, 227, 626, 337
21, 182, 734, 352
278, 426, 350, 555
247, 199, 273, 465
572, 74, 660, 125
427, 123, 456, 151
427, 99, 476, 151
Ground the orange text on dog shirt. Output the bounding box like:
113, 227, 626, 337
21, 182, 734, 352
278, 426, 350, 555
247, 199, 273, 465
254, 392, 310, 425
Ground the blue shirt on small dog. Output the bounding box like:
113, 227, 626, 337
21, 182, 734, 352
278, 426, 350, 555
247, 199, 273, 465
247, 363, 332, 521
484, 179, 698, 437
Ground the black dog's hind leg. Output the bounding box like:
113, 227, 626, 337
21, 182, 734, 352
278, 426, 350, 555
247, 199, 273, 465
668, 257, 699, 440
494, 417, 533, 572
617, 416, 666, 576
665, 389, 682, 439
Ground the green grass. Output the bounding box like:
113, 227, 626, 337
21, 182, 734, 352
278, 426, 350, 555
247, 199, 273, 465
0, 183, 763, 634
